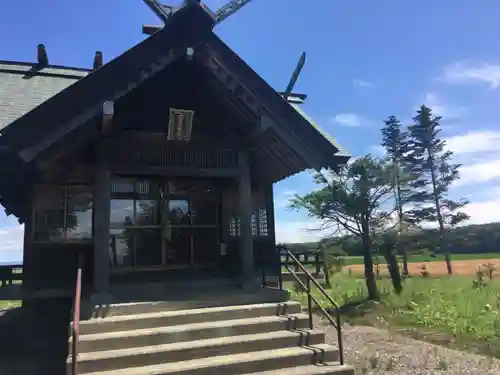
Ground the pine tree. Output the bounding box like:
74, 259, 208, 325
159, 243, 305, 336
405, 105, 469, 275
380, 116, 411, 276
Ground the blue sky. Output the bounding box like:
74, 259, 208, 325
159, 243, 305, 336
2, 0, 500, 262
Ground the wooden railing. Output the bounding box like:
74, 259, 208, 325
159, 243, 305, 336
280, 249, 331, 288
71, 251, 84, 375
276, 245, 344, 366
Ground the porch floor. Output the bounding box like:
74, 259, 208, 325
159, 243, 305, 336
87, 278, 289, 318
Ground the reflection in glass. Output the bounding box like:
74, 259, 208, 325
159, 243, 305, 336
109, 229, 134, 267
136, 200, 158, 226
34, 187, 65, 241
190, 197, 216, 225
193, 227, 218, 264
66, 188, 93, 239
135, 229, 162, 266
167, 227, 191, 265
168, 200, 190, 225
110, 199, 134, 229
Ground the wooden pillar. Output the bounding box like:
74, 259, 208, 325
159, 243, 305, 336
93, 141, 111, 294
264, 183, 276, 248
21, 186, 34, 302
238, 149, 255, 287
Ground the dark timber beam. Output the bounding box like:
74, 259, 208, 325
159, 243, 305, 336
102, 101, 114, 136
111, 165, 241, 177
238, 149, 255, 289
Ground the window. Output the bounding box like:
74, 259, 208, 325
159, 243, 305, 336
34, 186, 93, 241
258, 208, 268, 236
251, 212, 258, 237
229, 217, 240, 237
228, 209, 268, 238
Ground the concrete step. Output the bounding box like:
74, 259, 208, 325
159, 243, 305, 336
80, 301, 302, 335
69, 329, 326, 373
81, 344, 338, 375
75, 313, 310, 353
88, 288, 290, 318
248, 363, 355, 374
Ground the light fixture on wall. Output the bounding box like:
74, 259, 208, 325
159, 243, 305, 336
167, 108, 194, 141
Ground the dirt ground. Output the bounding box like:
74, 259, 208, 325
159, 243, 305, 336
347, 258, 500, 276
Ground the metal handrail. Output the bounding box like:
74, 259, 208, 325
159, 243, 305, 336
279, 246, 344, 366
71, 251, 84, 375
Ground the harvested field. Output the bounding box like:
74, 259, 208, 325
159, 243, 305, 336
347, 258, 500, 276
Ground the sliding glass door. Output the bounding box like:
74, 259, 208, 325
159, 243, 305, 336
109, 177, 220, 272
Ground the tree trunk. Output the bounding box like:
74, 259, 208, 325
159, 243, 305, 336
361, 218, 379, 301
401, 249, 409, 276
382, 247, 403, 295
426, 148, 452, 275
393, 160, 409, 277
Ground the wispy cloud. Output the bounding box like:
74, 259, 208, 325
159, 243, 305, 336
419, 92, 467, 119
352, 78, 374, 89
0, 225, 23, 253
441, 62, 500, 89
332, 113, 366, 127
274, 190, 297, 209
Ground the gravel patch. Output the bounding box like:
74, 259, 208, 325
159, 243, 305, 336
316, 318, 500, 375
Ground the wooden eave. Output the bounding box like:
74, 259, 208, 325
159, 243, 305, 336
203, 33, 351, 170
0, 2, 350, 192
0, 5, 216, 158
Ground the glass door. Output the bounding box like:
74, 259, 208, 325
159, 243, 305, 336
109, 179, 163, 270
165, 199, 191, 267
164, 179, 220, 269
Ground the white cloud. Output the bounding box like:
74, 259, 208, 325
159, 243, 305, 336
368, 144, 386, 157
441, 62, 500, 89
446, 131, 500, 154
275, 219, 331, 243
274, 190, 297, 209
352, 79, 373, 89
332, 113, 365, 127
421, 92, 467, 119
0, 225, 23, 253
456, 159, 500, 187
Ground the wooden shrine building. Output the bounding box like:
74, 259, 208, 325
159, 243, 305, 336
0, 2, 350, 299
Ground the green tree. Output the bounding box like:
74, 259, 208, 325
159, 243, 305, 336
290, 156, 395, 300
381, 116, 412, 276
405, 105, 470, 274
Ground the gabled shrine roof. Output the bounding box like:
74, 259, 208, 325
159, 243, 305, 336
0, 61, 89, 130
0, 4, 351, 221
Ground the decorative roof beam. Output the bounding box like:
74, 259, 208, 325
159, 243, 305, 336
37, 44, 49, 66
142, 0, 253, 35
93, 51, 103, 70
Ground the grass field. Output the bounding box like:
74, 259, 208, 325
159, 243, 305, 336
289, 270, 500, 358
0, 300, 20, 309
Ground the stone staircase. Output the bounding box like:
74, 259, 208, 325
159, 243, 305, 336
68, 300, 355, 374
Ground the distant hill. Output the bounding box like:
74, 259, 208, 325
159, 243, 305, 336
282, 222, 500, 256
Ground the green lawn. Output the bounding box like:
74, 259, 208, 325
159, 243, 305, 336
0, 300, 20, 309
341, 252, 500, 265
288, 272, 500, 358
